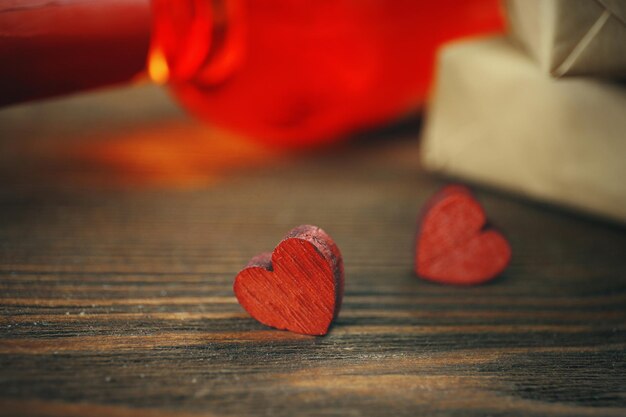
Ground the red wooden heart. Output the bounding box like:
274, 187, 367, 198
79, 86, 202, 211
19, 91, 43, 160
234, 225, 344, 335
415, 185, 511, 285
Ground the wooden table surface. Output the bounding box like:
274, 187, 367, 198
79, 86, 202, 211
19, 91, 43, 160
0, 86, 625, 417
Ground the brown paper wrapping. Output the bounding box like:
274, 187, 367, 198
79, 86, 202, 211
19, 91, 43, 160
505, 0, 626, 77
421, 37, 626, 223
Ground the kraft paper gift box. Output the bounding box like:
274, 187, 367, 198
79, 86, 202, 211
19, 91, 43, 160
505, 0, 626, 77
421, 37, 626, 223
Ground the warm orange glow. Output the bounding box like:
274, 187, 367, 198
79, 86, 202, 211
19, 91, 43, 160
148, 47, 170, 85
47, 121, 282, 189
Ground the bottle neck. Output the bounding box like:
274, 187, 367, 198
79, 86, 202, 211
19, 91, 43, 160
149, 0, 244, 86
0, 0, 152, 106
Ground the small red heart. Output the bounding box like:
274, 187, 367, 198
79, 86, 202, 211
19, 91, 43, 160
415, 185, 511, 285
234, 225, 344, 335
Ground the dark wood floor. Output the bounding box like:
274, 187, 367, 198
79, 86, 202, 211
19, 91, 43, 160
1, 86, 625, 417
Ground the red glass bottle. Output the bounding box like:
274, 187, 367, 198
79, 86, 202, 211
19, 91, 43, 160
150, 0, 504, 147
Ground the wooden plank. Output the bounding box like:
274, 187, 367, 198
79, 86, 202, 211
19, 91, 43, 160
0, 86, 625, 416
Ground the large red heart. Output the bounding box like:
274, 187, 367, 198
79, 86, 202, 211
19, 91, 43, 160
234, 225, 344, 335
415, 185, 511, 285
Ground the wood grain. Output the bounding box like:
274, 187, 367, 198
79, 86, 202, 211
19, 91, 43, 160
0, 86, 625, 416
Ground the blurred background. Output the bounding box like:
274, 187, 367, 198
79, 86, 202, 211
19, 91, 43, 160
1, 0, 624, 223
